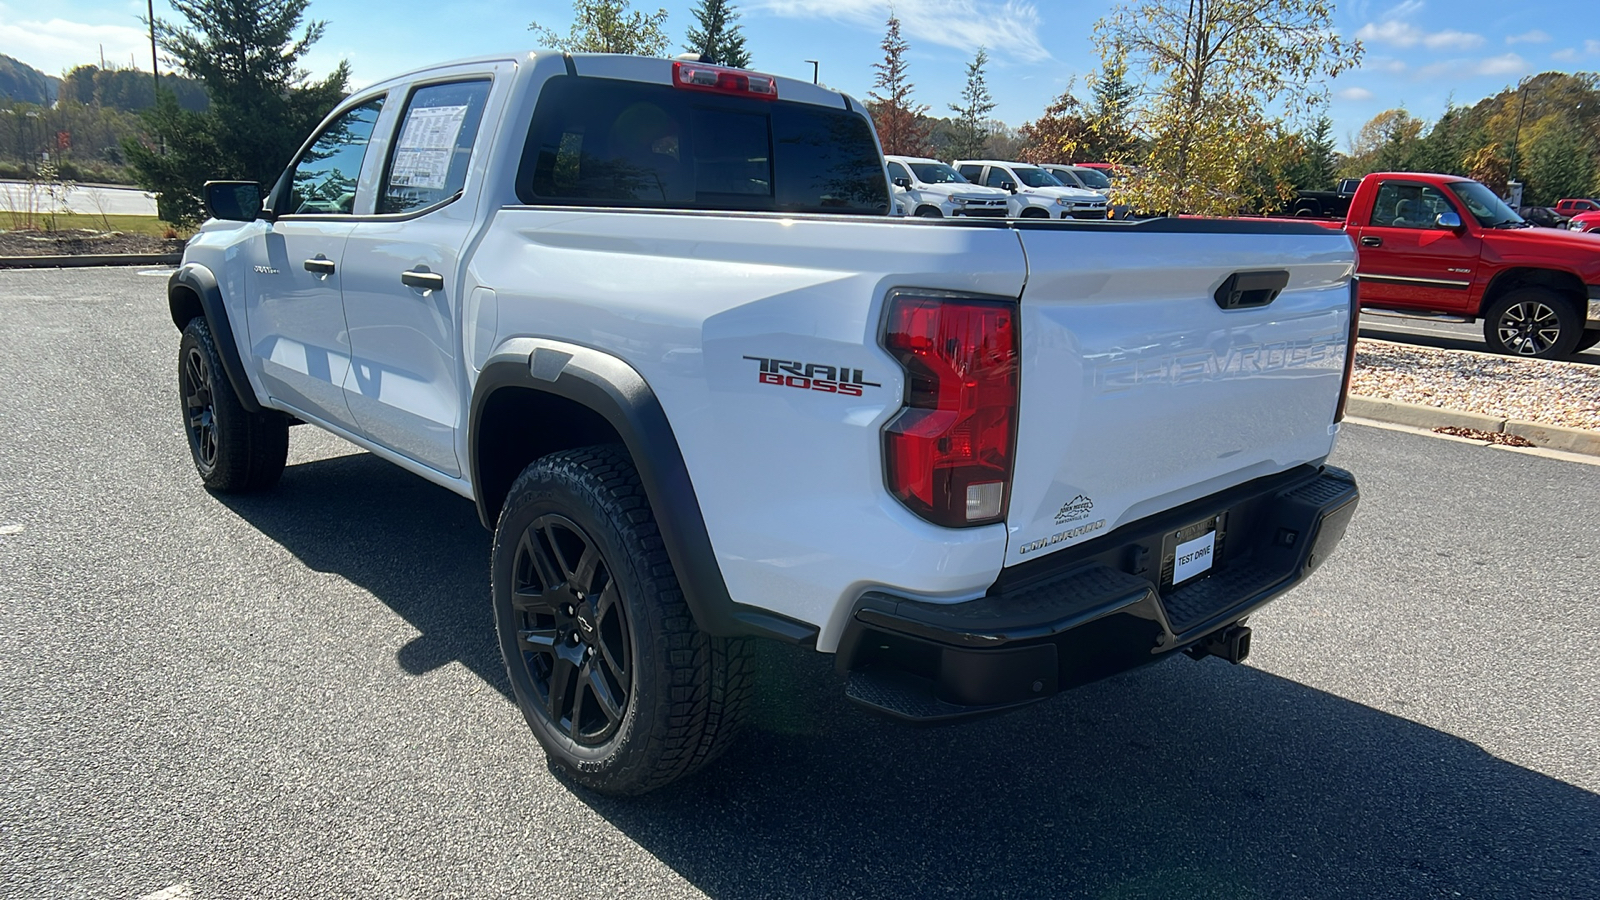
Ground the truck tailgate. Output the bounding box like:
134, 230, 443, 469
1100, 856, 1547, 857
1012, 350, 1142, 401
1005, 223, 1355, 566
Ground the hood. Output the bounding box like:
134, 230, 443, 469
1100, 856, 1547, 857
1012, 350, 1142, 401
1483, 223, 1600, 280
1019, 185, 1105, 202
916, 182, 1011, 201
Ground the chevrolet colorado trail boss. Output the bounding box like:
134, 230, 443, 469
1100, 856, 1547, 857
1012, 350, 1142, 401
1340, 172, 1600, 357
169, 52, 1360, 795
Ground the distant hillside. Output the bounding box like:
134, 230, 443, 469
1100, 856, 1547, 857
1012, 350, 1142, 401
0, 55, 59, 105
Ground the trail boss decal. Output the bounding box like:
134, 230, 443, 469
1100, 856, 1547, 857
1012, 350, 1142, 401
1054, 494, 1095, 524
744, 356, 880, 397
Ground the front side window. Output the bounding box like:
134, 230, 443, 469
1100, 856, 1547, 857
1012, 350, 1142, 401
957, 164, 983, 182
284, 97, 384, 215
887, 161, 911, 183
380, 80, 492, 214
1371, 182, 1457, 229
1072, 167, 1111, 190
984, 167, 1012, 189
518, 76, 887, 214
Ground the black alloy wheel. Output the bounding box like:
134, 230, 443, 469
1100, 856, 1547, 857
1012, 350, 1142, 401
510, 514, 632, 746
181, 344, 219, 474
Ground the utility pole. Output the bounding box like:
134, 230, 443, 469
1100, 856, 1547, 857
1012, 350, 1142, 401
1509, 75, 1532, 182
806, 60, 819, 84
148, 0, 160, 95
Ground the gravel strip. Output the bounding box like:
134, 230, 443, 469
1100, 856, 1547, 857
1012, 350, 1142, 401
1351, 339, 1600, 431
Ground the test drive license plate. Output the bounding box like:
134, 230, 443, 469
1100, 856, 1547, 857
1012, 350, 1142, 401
1167, 517, 1219, 586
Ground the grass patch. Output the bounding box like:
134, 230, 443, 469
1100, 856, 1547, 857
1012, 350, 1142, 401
0, 212, 182, 238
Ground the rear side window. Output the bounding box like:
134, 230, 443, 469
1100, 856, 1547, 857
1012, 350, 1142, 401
517, 76, 888, 215
380, 80, 492, 214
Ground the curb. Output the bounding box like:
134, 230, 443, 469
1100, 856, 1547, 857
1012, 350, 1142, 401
0, 253, 181, 269
1347, 395, 1600, 457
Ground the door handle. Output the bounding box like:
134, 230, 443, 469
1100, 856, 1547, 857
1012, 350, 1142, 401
303, 258, 336, 275
401, 270, 445, 291
1360, 236, 1382, 247
1214, 269, 1290, 310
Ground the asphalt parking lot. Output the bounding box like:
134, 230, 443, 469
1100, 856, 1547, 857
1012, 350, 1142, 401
2, 267, 1597, 900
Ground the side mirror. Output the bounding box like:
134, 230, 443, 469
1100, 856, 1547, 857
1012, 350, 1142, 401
203, 180, 264, 222
1002, 181, 1017, 193
892, 177, 912, 189
1435, 211, 1464, 230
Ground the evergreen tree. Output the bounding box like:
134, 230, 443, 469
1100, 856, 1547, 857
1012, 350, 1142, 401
866, 13, 929, 157
126, 0, 349, 225
1087, 45, 1136, 160
684, 0, 751, 68
1284, 116, 1335, 190
947, 48, 995, 161
531, 0, 670, 56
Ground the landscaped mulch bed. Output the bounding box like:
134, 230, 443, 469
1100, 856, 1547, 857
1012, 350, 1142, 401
0, 228, 183, 257
1352, 338, 1600, 431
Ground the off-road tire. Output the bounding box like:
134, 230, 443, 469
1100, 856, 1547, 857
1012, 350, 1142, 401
1020, 207, 1050, 219
491, 445, 752, 796
914, 206, 943, 218
1482, 288, 1584, 359
178, 317, 288, 493
1576, 329, 1600, 353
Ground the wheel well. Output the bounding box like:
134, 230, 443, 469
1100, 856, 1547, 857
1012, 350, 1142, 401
1020, 207, 1049, 218
474, 386, 627, 527
1481, 267, 1586, 313
915, 205, 942, 216
169, 285, 203, 330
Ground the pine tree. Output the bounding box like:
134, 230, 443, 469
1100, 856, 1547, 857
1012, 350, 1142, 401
947, 48, 995, 161
125, 0, 350, 225
684, 0, 751, 68
1087, 46, 1136, 161
866, 13, 929, 157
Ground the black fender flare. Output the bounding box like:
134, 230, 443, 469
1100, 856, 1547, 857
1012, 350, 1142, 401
167, 264, 263, 413
469, 338, 818, 646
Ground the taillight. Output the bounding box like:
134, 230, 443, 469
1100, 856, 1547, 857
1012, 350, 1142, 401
1335, 278, 1360, 422
881, 292, 1019, 527
671, 61, 778, 99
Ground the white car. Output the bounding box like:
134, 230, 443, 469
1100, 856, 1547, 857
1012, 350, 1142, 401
955, 159, 1108, 219
885, 155, 1010, 218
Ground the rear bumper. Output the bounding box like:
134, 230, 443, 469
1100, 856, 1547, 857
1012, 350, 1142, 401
838, 465, 1359, 723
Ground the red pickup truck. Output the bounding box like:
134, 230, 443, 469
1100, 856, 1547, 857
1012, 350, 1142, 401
1343, 173, 1600, 358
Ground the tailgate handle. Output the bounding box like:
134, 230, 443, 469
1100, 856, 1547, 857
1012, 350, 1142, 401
1214, 269, 1290, 310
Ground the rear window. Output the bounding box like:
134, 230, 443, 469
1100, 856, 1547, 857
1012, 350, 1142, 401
517, 76, 888, 215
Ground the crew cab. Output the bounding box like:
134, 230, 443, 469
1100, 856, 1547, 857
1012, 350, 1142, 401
167, 51, 1360, 795
1555, 198, 1599, 217
1344, 172, 1600, 357
885, 155, 1010, 218
954, 159, 1108, 219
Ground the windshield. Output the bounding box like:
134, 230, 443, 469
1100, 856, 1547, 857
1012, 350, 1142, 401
908, 163, 967, 185
1071, 168, 1111, 189
1013, 166, 1063, 188
1446, 180, 1524, 228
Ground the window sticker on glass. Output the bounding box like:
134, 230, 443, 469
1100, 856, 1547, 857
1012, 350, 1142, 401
390, 105, 469, 191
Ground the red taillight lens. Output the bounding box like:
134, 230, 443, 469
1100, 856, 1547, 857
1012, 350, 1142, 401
671, 61, 778, 99
1335, 278, 1360, 423
881, 294, 1019, 527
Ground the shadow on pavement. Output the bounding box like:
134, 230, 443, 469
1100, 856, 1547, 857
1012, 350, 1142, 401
219, 449, 511, 698
224, 450, 1599, 899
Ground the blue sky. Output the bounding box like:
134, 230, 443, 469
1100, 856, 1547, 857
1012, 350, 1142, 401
2, 0, 1597, 152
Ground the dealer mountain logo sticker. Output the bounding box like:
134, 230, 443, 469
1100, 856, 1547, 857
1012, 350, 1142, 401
1054, 494, 1095, 524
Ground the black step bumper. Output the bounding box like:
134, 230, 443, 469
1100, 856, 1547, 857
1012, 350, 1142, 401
838, 465, 1358, 723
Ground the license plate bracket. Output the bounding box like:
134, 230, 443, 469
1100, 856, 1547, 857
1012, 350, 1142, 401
1161, 513, 1228, 589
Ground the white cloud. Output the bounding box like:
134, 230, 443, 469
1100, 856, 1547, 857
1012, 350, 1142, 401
1382, 0, 1426, 19
0, 14, 152, 77
1505, 30, 1550, 45
1552, 47, 1578, 61
1475, 52, 1526, 75
755, 0, 1050, 63
1364, 56, 1408, 73
1589, 39, 1600, 54
1337, 87, 1375, 100
1355, 20, 1484, 50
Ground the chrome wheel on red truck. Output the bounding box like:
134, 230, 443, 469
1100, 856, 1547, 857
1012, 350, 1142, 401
1484, 289, 1584, 359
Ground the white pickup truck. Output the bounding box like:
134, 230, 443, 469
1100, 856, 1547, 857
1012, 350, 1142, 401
955, 159, 1110, 219
169, 52, 1360, 795
884, 155, 1011, 218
